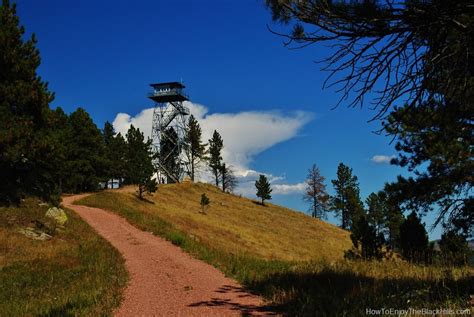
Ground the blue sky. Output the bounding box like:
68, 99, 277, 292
16, 0, 441, 239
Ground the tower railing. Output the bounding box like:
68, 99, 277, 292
148, 89, 188, 100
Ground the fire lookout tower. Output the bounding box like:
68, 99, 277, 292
149, 82, 190, 183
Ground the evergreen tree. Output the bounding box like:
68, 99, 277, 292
0, 0, 55, 203
399, 211, 430, 263
125, 125, 156, 199
184, 115, 206, 182
350, 213, 384, 260
384, 99, 473, 237
109, 132, 127, 185
208, 130, 223, 187
200, 193, 210, 214
138, 177, 158, 200
159, 127, 180, 183
102, 121, 126, 186
255, 174, 272, 206
221, 163, 237, 193
382, 191, 405, 250
439, 229, 471, 266
103, 121, 115, 147
330, 163, 364, 230
366, 192, 386, 236
62, 108, 106, 193
303, 164, 329, 219
47, 107, 70, 201
102, 121, 115, 184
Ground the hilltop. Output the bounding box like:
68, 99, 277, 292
80, 182, 351, 262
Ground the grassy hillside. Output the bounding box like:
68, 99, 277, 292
82, 182, 351, 262
0, 198, 128, 316
77, 183, 473, 316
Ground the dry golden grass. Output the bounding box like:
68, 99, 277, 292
114, 182, 351, 262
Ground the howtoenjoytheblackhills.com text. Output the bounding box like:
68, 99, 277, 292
366, 307, 471, 316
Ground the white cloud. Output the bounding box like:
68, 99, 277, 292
198, 108, 312, 169
272, 182, 306, 195
230, 169, 304, 196
112, 101, 312, 197
371, 155, 396, 164
236, 180, 306, 197
113, 108, 155, 139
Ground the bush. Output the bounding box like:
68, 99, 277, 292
167, 231, 186, 246
200, 193, 210, 214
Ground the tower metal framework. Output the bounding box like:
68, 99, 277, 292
149, 82, 190, 183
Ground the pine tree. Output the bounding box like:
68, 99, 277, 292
62, 108, 107, 193
200, 193, 210, 214
184, 115, 206, 182
366, 192, 386, 236
385, 202, 405, 250
0, 0, 55, 203
208, 130, 223, 187
382, 186, 407, 250
384, 100, 473, 237
439, 229, 470, 266
330, 163, 364, 230
303, 164, 329, 219
102, 121, 126, 186
255, 174, 272, 206
125, 125, 156, 199
47, 107, 70, 202
102, 121, 115, 184
109, 132, 127, 185
350, 213, 384, 260
399, 211, 429, 263
221, 163, 237, 193
103, 121, 115, 147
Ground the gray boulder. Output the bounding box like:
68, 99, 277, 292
17, 227, 52, 241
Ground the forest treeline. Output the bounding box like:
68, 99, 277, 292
302, 163, 472, 266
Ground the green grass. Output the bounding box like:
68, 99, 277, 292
0, 198, 128, 316
77, 184, 473, 316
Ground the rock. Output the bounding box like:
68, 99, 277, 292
17, 227, 52, 241
45, 207, 68, 226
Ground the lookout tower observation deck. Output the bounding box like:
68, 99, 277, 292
149, 82, 189, 104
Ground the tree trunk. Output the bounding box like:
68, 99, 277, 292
191, 153, 195, 182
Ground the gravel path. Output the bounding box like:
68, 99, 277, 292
63, 194, 275, 316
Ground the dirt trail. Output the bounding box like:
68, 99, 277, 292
63, 194, 275, 316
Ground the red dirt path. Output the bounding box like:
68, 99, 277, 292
63, 194, 276, 316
